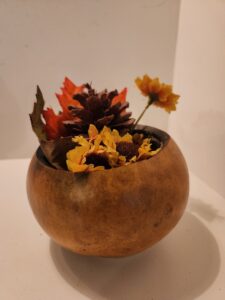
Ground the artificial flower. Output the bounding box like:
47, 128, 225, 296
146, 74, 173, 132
135, 74, 180, 113
138, 138, 161, 160
66, 124, 161, 173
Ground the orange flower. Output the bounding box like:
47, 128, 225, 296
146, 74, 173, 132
135, 74, 180, 113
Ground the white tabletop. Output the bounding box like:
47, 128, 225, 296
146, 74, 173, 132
1, 159, 225, 300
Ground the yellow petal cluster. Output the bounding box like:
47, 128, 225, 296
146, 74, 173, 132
135, 74, 180, 113
66, 124, 161, 173
138, 138, 161, 160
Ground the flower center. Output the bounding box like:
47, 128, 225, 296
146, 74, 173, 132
150, 136, 162, 150
149, 93, 159, 104
116, 142, 139, 160
85, 152, 111, 169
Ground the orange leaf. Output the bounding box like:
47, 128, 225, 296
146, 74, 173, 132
56, 91, 81, 118
64, 77, 84, 95
56, 77, 84, 117
111, 88, 127, 106
42, 77, 84, 139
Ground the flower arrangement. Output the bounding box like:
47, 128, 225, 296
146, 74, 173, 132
27, 75, 188, 258
29, 75, 179, 173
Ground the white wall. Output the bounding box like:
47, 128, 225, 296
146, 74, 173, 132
0, 0, 180, 159
169, 0, 225, 197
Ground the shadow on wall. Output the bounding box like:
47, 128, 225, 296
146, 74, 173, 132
50, 212, 220, 300
172, 109, 225, 198
190, 110, 225, 198
0, 79, 25, 158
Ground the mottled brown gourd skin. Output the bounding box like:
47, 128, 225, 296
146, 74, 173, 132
26, 126, 189, 257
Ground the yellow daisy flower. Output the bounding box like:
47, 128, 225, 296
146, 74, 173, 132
135, 74, 180, 113
66, 124, 162, 173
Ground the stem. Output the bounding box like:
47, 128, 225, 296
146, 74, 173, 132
133, 103, 151, 128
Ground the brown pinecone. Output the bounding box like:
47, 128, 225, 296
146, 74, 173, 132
63, 83, 135, 134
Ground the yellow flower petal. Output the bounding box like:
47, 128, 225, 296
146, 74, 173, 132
118, 155, 126, 164
149, 78, 161, 94
158, 84, 172, 102
102, 131, 116, 150
88, 165, 105, 172
88, 124, 99, 139
94, 135, 102, 148
66, 147, 86, 164
120, 133, 133, 142
129, 156, 137, 163
73, 136, 90, 150
111, 129, 121, 143
66, 160, 89, 173
104, 150, 118, 167
135, 75, 151, 96
149, 148, 161, 156
154, 92, 179, 112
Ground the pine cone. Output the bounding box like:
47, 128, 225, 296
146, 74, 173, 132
64, 83, 135, 134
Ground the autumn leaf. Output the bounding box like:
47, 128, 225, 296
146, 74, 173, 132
111, 88, 127, 106
29, 86, 47, 141
42, 77, 84, 140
